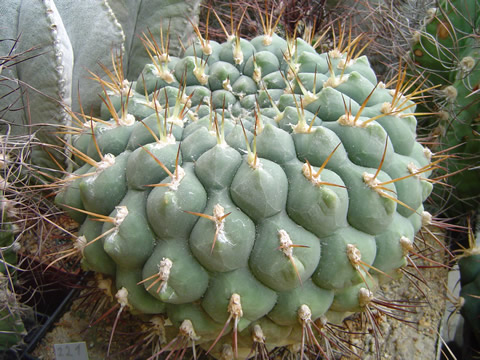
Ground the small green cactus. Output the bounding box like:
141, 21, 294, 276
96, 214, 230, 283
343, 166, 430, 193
53, 20, 438, 358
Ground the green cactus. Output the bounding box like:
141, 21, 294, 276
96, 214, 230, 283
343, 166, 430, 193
410, 0, 480, 215
0, 275, 26, 352
53, 22, 438, 358
0, 174, 25, 352
457, 216, 480, 351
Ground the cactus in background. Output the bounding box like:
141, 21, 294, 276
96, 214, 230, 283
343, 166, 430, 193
457, 215, 480, 355
0, 0, 201, 169
0, 153, 25, 353
410, 0, 480, 215
0, 275, 26, 353
50, 12, 445, 356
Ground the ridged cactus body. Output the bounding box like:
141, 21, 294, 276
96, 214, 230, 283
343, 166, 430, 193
56, 31, 434, 357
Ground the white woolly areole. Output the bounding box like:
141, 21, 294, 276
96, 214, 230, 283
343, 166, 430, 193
213, 203, 225, 220
298, 304, 312, 323
337, 113, 361, 127
324, 74, 348, 88
220, 344, 234, 360
262, 34, 273, 46
303, 91, 318, 106
232, 41, 244, 65
121, 80, 133, 97
422, 211, 433, 226
228, 293, 243, 318
278, 229, 294, 258
115, 287, 129, 308
96, 153, 116, 172
166, 115, 186, 128
423, 147, 433, 162
253, 66, 262, 83
381, 102, 398, 115
75, 235, 88, 255
460, 56, 475, 73
157, 53, 170, 64
252, 324, 265, 343
317, 315, 328, 328
179, 319, 200, 340
153, 134, 176, 149
292, 118, 310, 134
412, 31, 421, 44
400, 236, 414, 255
97, 275, 113, 299
194, 65, 209, 85
82, 119, 98, 130
388, 89, 406, 103
158, 257, 173, 282
118, 113, 135, 127
358, 287, 374, 307
407, 162, 420, 177
169, 166, 186, 191
152, 66, 175, 83
139, 98, 162, 111
202, 41, 213, 56
346, 244, 362, 266
328, 49, 343, 59
114, 206, 129, 227
363, 172, 381, 190
443, 85, 458, 102
337, 58, 355, 70
302, 162, 322, 186
425, 7, 438, 23
222, 78, 233, 92
287, 63, 300, 81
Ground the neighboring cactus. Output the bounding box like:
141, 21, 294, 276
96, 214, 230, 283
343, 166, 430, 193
0, 0, 201, 169
51, 18, 441, 357
0, 160, 25, 353
410, 0, 480, 215
0, 274, 27, 353
457, 216, 480, 354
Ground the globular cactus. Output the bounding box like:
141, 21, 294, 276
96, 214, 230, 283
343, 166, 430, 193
410, 0, 480, 215
53, 19, 439, 358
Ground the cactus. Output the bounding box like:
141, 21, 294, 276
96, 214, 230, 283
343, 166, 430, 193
0, 159, 25, 353
50, 18, 442, 358
0, 0, 201, 169
410, 0, 480, 215
0, 275, 27, 353
457, 215, 480, 354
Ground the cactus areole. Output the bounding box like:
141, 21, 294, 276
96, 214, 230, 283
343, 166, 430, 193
56, 30, 435, 358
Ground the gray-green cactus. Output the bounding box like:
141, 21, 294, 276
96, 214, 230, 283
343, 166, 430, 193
0, 0, 201, 169
54, 24, 437, 358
